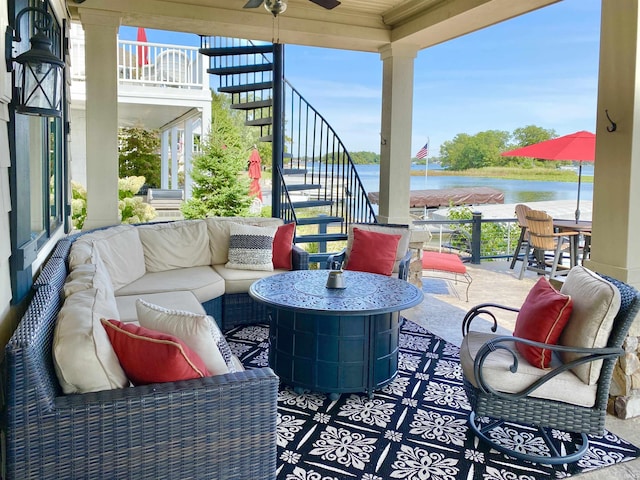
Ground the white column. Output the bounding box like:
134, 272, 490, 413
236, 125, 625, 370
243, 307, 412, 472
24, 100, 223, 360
184, 117, 194, 199
586, 0, 640, 287
171, 126, 179, 189
377, 43, 418, 225
161, 129, 169, 189
79, 11, 121, 229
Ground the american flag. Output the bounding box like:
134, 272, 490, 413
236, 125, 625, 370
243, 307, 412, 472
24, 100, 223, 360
416, 142, 429, 159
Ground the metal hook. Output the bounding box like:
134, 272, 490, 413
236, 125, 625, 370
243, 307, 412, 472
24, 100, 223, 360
605, 109, 617, 132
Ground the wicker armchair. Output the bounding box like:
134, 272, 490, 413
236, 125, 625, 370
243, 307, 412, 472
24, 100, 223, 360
460, 267, 640, 464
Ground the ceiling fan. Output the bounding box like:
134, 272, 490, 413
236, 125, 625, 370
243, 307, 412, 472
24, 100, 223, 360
244, 0, 341, 17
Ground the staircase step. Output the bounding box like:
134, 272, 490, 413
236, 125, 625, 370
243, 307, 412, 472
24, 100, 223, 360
282, 168, 307, 175
230, 99, 272, 110
295, 216, 343, 226
288, 200, 333, 209
200, 45, 274, 57
285, 184, 321, 192
295, 233, 348, 243
218, 81, 272, 94
246, 117, 273, 127
260, 135, 273, 142
208, 64, 273, 75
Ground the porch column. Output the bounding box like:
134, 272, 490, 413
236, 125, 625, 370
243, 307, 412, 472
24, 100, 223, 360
184, 118, 194, 199
586, 0, 640, 287
79, 11, 121, 229
161, 130, 169, 189
377, 43, 418, 225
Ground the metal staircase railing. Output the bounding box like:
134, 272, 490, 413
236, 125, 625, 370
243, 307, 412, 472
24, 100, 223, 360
200, 36, 376, 263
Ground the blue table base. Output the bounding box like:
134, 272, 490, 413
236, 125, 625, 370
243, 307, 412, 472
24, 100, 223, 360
268, 308, 401, 398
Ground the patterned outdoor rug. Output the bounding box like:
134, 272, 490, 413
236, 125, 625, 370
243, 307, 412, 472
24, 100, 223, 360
226, 321, 640, 480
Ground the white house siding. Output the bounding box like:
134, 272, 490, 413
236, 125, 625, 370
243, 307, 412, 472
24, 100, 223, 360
0, 0, 16, 348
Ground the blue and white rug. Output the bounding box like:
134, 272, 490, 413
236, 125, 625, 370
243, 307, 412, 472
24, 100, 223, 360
226, 321, 640, 480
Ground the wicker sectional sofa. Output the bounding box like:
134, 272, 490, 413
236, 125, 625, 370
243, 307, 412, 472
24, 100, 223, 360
3, 218, 308, 480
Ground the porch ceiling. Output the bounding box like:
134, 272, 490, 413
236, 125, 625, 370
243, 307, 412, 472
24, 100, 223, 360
69, 0, 560, 53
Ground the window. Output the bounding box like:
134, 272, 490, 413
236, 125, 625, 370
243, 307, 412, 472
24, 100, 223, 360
9, 0, 67, 302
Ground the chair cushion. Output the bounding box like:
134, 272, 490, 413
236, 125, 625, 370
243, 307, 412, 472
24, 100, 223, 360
136, 300, 229, 376
137, 220, 211, 272
101, 319, 210, 385
559, 266, 621, 384
114, 266, 225, 304
115, 290, 205, 323
460, 331, 597, 407
346, 224, 410, 274
225, 223, 277, 271
212, 264, 287, 294
53, 288, 128, 394
272, 222, 296, 270
346, 228, 402, 276
422, 251, 467, 274
68, 225, 146, 290
513, 277, 573, 369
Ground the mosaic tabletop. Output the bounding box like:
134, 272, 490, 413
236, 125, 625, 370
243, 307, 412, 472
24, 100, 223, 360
249, 270, 423, 315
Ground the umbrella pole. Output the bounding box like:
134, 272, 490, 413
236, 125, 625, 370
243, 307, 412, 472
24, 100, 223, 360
575, 162, 583, 223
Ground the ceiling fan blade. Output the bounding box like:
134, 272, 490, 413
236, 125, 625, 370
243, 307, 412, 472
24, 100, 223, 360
309, 0, 341, 9
244, 0, 264, 8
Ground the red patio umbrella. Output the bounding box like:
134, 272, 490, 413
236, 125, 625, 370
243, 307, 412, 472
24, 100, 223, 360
137, 28, 149, 67
501, 130, 595, 222
248, 148, 263, 201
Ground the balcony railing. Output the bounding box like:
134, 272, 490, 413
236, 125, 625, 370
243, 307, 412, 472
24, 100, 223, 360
70, 35, 208, 92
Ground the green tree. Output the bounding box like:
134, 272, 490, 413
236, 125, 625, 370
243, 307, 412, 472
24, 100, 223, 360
118, 127, 161, 189
181, 92, 251, 218
504, 125, 558, 168
439, 130, 510, 170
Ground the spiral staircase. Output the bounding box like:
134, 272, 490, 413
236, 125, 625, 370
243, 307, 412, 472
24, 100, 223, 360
200, 37, 376, 264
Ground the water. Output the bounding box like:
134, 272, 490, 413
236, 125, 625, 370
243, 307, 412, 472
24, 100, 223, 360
355, 164, 594, 204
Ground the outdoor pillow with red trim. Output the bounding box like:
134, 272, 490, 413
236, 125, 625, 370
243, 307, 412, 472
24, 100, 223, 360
513, 277, 573, 369
101, 319, 210, 385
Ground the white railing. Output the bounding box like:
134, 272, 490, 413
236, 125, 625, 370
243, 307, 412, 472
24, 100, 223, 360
70, 33, 207, 91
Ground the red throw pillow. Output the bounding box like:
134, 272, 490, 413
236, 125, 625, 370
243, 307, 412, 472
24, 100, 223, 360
272, 222, 296, 270
101, 319, 210, 385
345, 228, 401, 276
513, 277, 573, 369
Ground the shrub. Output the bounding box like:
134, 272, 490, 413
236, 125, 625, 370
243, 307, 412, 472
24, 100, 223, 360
70, 177, 157, 230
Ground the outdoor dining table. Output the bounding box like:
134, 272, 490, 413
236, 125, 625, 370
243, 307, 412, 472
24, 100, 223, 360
553, 219, 592, 267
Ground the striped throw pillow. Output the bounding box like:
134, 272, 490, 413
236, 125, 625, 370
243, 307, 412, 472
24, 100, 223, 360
225, 223, 277, 271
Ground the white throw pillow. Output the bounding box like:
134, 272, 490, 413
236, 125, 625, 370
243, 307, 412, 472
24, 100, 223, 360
225, 223, 277, 271
136, 299, 230, 376
137, 220, 211, 272
53, 288, 128, 394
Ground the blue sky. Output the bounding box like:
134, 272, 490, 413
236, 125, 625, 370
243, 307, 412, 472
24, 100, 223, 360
119, 0, 600, 157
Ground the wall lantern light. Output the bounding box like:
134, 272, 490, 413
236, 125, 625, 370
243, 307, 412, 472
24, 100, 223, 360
5, 7, 65, 117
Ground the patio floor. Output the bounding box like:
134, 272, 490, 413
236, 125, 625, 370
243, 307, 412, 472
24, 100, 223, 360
404, 259, 640, 479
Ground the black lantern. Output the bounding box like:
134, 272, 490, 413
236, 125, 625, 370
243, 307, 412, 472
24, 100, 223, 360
5, 7, 65, 117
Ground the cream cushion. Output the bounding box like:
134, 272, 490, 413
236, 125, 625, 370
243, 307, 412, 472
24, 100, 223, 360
137, 220, 211, 272
213, 264, 287, 294
114, 266, 225, 303
205, 217, 283, 265
115, 291, 205, 323
63, 262, 113, 298
136, 300, 229, 376
346, 224, 410, 274
53, 287, 128, 394
68, 225, 146, 290
559, 266, 621, 385
460, 331, 597, 407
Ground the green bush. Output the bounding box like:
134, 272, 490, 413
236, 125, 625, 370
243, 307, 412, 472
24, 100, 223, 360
70, 176, 157, 230
447, 206, 518, 257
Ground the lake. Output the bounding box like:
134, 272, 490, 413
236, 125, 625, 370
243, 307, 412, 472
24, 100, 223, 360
355, 164, 594, 204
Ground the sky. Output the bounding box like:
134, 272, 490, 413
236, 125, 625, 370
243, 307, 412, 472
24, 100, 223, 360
119, 0, 601, 158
